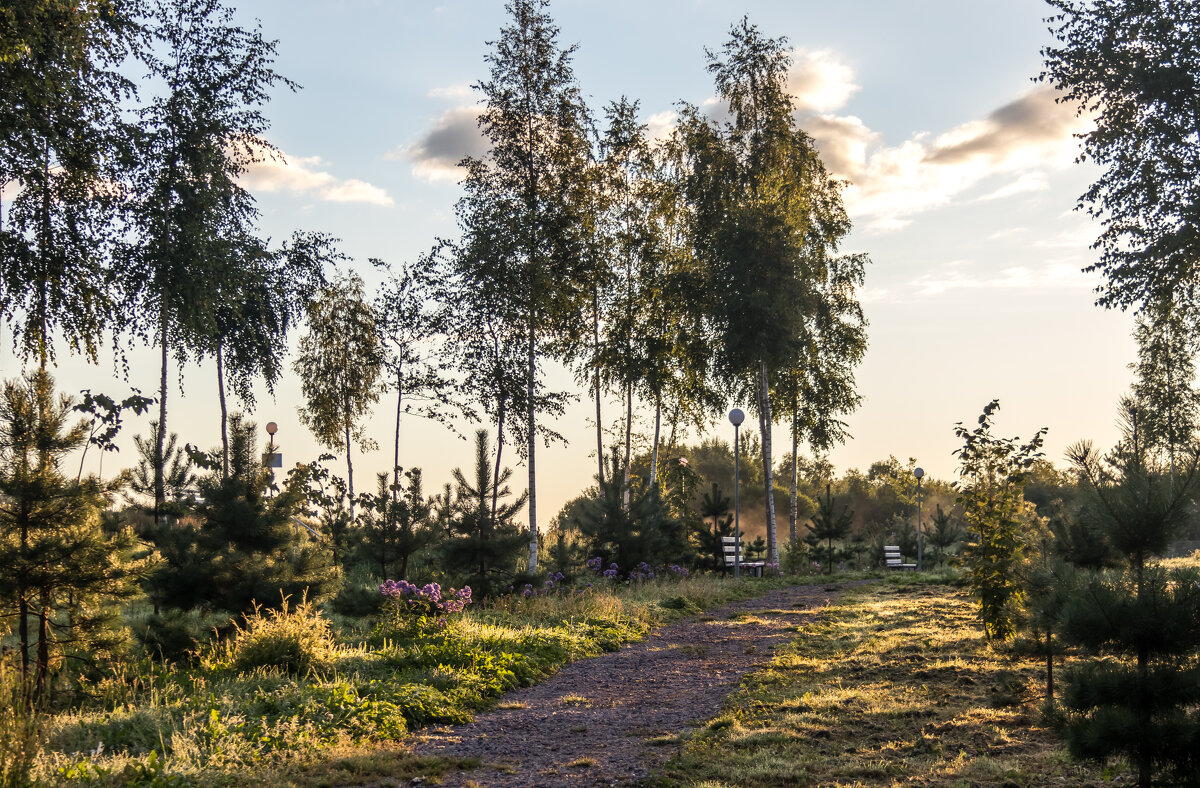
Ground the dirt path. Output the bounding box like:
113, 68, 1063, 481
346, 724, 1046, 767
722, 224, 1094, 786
399, 581, 866, 788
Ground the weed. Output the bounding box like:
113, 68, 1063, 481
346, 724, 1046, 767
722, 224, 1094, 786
228, 594, 337, 676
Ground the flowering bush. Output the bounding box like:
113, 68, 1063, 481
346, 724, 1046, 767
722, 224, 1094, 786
586, 556, 602, 572
666, 564, 689, 578
379, 580, 472, 638
629, 562, 655, 583
602, 563, 620, 579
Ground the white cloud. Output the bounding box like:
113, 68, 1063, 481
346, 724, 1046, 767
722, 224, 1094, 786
801, 85, 1092, 232
788, 49, 859, 113
645, 110, 678, 142
400, 105, 487, 183
908, 260, 1087, 297
240, 147, 393, 206
428, 83, 473, 100
978, 172, 1049, 201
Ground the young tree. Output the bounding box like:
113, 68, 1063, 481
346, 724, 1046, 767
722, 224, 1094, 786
441, 430, 528, 599
128, 421, 195, 520
452, 0, 592, 571
0, 370, 141, 696
356, 470, 434, 582
681, 18, 867, 565
808, 484, 853, 574
1041, 1, 1200, 311
126, 0, 292, 524
294, 271, 385, 516
144, 415, 333, 622
1058, 412, 1200, 787
954, 400, 1046, 642
1128, 294, 1200, 481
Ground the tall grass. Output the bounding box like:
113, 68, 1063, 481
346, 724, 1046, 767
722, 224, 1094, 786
26, 574, 784, 787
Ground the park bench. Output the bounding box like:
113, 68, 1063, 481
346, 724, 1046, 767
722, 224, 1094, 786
884, 545, 916, 571
722, 535, 766, 577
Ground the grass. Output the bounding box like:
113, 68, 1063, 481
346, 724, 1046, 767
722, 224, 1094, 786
14, 573, 791, 787
655, 583, 1117, 787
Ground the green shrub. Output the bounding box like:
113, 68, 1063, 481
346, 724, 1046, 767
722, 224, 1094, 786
229, 595, 336, 675
0, 662, 39, 788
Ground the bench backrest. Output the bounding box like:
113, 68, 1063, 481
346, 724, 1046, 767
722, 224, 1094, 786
721, 536, 745, 566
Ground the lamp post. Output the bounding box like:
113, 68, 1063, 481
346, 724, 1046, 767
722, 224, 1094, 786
915, 466, 925, 571
729, 408, 745, 579
265, 422, 280, 498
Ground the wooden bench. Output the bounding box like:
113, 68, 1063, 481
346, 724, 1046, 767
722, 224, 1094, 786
722, 536, 766, 577
884, 545, 916, 571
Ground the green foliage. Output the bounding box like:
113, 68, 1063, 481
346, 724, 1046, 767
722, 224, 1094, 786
356, 470, 434, 582
926, 504, 962, 566
954, 400, 1046, 642
229, 596, 336, 676
1128, 296, 1200, 472
0, 659, 39, 788
1042, 0, 1200, 311
293, 271, 386, 510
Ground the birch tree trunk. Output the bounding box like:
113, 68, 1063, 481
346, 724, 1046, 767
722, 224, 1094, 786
650, 395, 662, 487
759, 360, 778, 563
156, 310, 168, 526
217, 341, 229, 479
623, 380, 632, 510
527, 319, 538, 572
790, 396, 798, 545
393, 361, 402, 501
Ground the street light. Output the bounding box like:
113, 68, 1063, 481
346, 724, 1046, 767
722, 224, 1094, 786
915, 466, 925, 571
265, 422, 281, 498
729, 408, 745, 579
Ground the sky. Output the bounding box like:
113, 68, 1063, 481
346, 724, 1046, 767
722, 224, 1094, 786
15, 0, 1139, 522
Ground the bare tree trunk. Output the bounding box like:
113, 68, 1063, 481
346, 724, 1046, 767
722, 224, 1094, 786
492, 396, 506, 528
650, 395, 662, 487
156, 310, 168, 526
593, 284, 604, 484
790, 396, 798, 545
624, 381, 633, 510
393, 361, 403, 501
344, 415, 355, 518
527, 322, 538, 573
35, 589, 50, 698
759, 360, 777, 564
217, 341, 229, 479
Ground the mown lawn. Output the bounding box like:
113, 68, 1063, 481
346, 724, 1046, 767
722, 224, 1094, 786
656, 583, 1122, 787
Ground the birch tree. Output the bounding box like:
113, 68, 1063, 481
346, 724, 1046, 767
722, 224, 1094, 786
682, 18, 866, 564
453, 0, 591, 571
126, 0, 291, 524
293, 272, 385, 517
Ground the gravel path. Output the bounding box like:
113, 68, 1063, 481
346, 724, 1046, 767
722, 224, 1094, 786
396, 581, 865, 787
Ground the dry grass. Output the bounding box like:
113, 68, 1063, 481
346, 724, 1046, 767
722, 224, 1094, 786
656, 584, 1120, 787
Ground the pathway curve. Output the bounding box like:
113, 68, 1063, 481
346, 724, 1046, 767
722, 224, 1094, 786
396, 581, 866, 787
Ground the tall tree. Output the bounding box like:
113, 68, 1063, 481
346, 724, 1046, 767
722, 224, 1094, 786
375, 255, 460, 498
0, 0, 137, 366
126, 0, 292, 524
293, 271, 385, 517
453, 0, 592, 572
1128, 292, 1200, 481
682, 18, 867, 564
1041, 0, 1200, 310
211, 232, 333, 478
